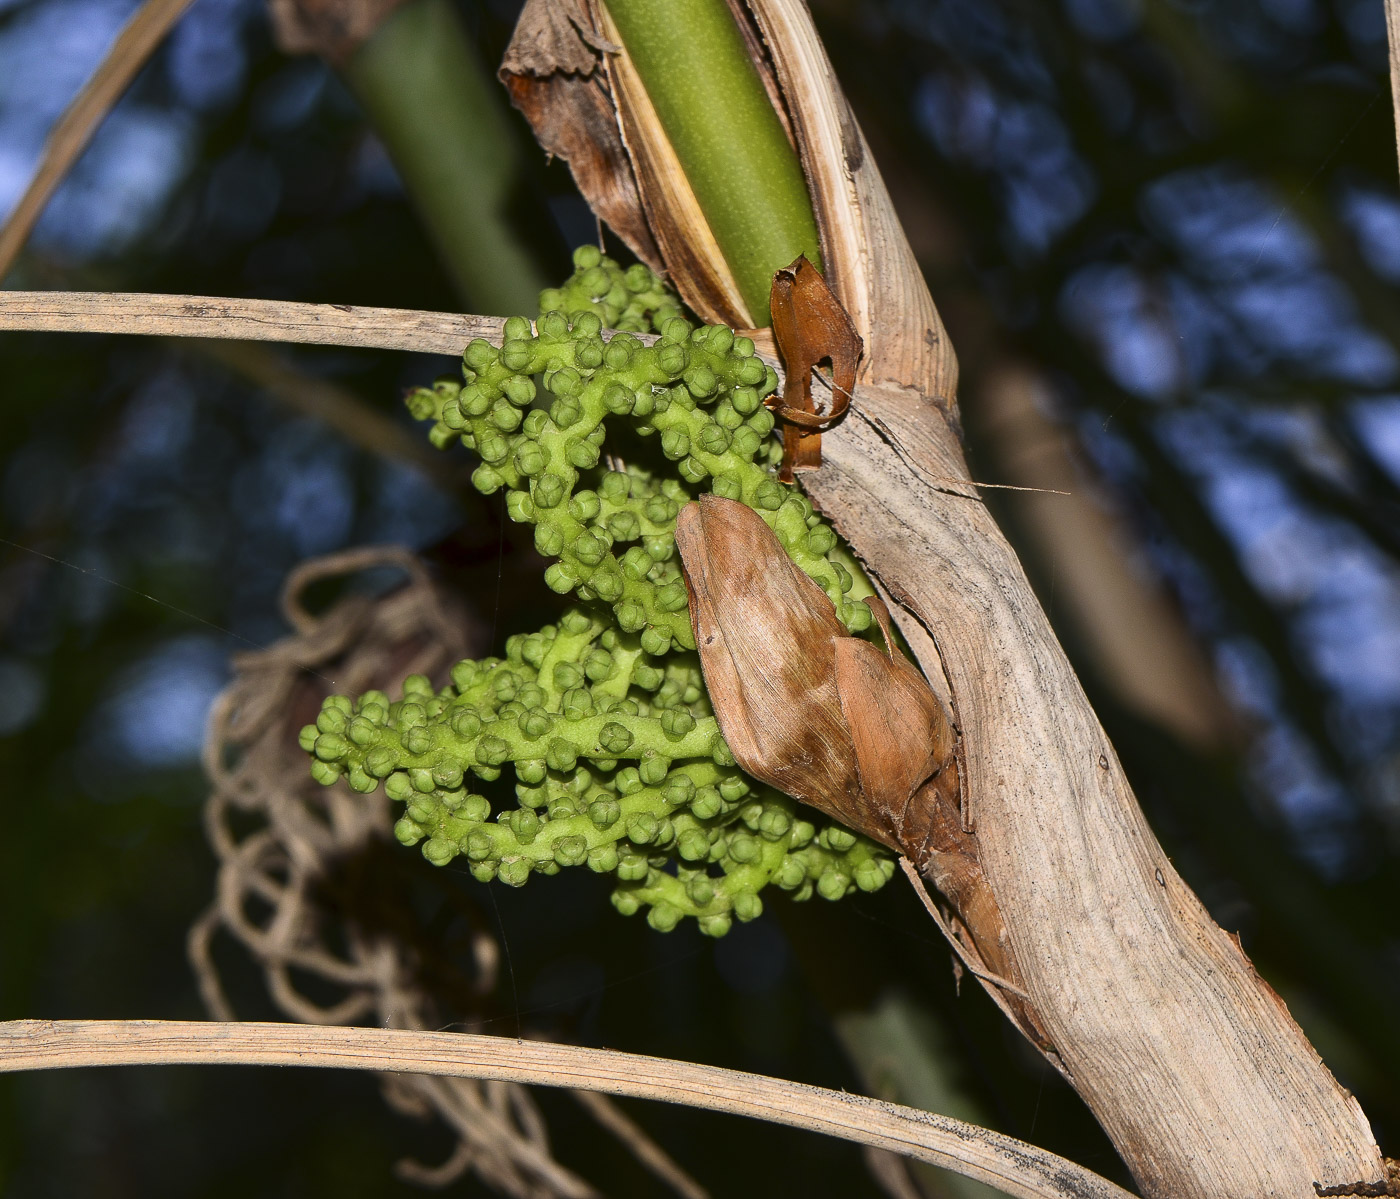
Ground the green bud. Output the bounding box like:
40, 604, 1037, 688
460, 384, 491, 417
298, 725, 318, 753
550, 397, 582, 429
552, 661, 584, 691
807, 525, 837, 556
544, 564, 576, 594
364, 747, 396, 777
612, 888, 642, 916
732, 891, 763, 922
611, 599, 644, 632
678, 457, 709, 484
603, 334, 637, 369
562, 688, 594, 721
747, 408, 776, 437
648, 902, 683, 932
499, 858, 532, 887
628, 813, 660, 845
592, 567, 623, 602
639, 754, 672, 786
508, 808, 542, 844
778, 857, 807, 889
616, 854, 649, 882
546, 737, 578, 773
639, 626, 671, 656
660, 709, 696, 739
606, 511, 641, 542
533, 473, 567, 509
588, 797, 621, 828
758, 808, 792, 840
686, 876, 716, 907
571, 531, 607, 567
477, 430, 509, 464
423, 838, 456, 867
465, 831, 495, 861
696, 423, 730, 454
684, 366, 718, 398
553, 836, 589, 868
506, 491, 536, 523
730, 427, 762, 458
710, 473, 742, 501
822, 826, 858, 853
393, 817, 423, 845
818, 870, 851, 901
718, 775, 749, 802
561, 608, 594, 635
598, 721, 634, 754
729, 833, 759, 863
515, 444, 547, 478
588, 843, 619, 873
699, 913, 732, 938
401, 727, 431, 756
569, 490, 601, 523
677, 829, 711, 861
489, 399, 522, 432
406, 387, 438, 421
567, 439, 601, 470
476, 736, 511, 767
660, 317, 690, 344
655, 581, 688, 612
519, 708, 553, 740
313, 733, 348, 762
451, 708, 482, 739
534, 525, 566, 560
433, 761, 464, 790
660, 429, 690, 460
614, 767, 643, 795
516, 759, 547, 786
385, 771, 413, 801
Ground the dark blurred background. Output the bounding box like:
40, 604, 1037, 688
0, 0, 1397, 1194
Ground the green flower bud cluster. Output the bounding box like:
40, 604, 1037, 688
302, 606, 894, 935
405, 245, 873, 647
307, 249, 893, 934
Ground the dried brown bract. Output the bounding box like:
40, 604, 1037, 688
675, 493, 944, 857
676, 494, 1033, 1026
767, 255, 863, 481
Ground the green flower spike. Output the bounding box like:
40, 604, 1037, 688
307, 249, 894, 934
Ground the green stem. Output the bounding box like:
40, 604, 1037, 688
344, 0, 547, 314
600, 0, 822, 323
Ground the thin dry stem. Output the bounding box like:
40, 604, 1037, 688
0, 291, 504, 354
0, 0, 196, 278
0, 1019, 1138, 1199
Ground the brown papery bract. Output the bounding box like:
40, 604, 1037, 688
674, 497, 1033, 1010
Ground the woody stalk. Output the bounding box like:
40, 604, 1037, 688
502, 1, 1390, 1197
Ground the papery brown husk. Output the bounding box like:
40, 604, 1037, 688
675, 496, 1034, 1036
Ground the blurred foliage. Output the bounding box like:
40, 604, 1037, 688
0, 0, 1397, 1194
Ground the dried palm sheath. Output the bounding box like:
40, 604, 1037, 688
502, 1, 1388, 1196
